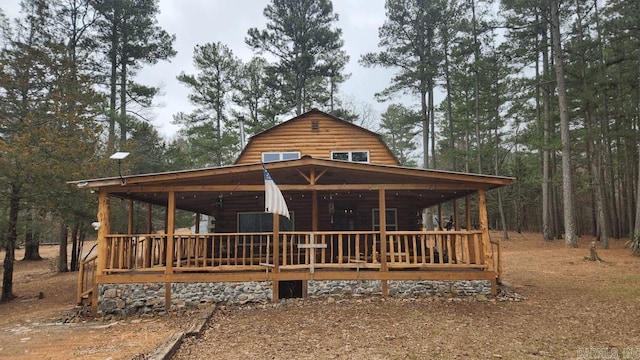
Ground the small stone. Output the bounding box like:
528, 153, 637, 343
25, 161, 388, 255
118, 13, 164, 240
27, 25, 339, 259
327, 296, 336, 304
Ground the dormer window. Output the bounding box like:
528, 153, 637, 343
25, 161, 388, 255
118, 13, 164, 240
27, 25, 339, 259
262, 151, 301, 163
331, 151, 369, 163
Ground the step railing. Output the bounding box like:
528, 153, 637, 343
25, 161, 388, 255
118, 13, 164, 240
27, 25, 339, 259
77, 255, 97, 305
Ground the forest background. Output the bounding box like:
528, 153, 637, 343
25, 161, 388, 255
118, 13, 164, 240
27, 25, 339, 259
1, 0, 639, 301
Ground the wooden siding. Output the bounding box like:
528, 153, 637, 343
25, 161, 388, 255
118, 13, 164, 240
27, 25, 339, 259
236, 112, 399, 166
175, 191, 423, 234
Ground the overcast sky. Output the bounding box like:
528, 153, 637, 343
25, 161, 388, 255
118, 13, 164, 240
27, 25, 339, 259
1, 0, 410, 139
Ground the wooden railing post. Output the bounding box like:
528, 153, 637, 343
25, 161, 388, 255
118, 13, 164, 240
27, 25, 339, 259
378, 189, 388, 296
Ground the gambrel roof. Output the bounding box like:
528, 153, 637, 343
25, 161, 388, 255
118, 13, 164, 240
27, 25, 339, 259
234, 108, 400, 165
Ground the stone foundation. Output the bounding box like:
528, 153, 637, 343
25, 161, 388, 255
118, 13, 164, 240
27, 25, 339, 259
97, 280, 492, 315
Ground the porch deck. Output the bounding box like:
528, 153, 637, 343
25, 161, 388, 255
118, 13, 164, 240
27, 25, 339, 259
79, 229, 500, 306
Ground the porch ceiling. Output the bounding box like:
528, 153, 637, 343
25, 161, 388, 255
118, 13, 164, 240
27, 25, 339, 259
70, 157, 513, 215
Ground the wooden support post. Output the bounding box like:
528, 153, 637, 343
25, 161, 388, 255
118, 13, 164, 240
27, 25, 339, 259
165, 282, 172, 311
307, 190, 318, 299
164, 192, 176, 311
145, 204, 153, 268
94, 190, 111, 315
146, 203, 152, 233
195, 213, 201, 233
312, 191, 318, 232
127, 200, 134, 235
478, 189, 494, 273
453, 198, 459, 230
379, 189, 388, 296
166, 191, 175, 275
97, 190, 110, 274
272, 213, 280, 303
465, 195, 471, 230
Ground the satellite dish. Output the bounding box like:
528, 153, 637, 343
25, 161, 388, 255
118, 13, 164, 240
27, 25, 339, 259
110, 151, 130, 185
109, 151, 130, 160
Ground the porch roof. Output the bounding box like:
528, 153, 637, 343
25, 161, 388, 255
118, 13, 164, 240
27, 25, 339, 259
70, 157, 513, 215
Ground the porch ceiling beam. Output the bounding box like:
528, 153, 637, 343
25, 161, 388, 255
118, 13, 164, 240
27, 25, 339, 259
110, 183, 481, 193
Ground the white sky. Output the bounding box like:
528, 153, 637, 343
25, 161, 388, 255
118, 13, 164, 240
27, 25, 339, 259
1, 0, 412, 139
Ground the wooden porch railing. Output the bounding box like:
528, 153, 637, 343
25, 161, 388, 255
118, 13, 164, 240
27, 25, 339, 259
77, 255, 97, 304
99, 230, 489, 274
385, 231, 486, 269
279, 231, 381, 270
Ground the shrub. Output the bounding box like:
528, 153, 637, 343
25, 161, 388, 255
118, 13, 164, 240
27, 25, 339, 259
627, 234, 640, 256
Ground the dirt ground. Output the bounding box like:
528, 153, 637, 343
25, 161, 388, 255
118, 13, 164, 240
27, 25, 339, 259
0, 242, 194, 360
1, 232, 639, 359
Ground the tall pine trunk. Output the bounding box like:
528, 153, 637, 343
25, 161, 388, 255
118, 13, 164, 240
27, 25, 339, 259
22, 210, 42, 261
58, 223, 69, 273
2, 185, 20, 302
634, 146, 640, 239
70, 223, 81, 271
421, 86, 429, 169
551, 0, 578, 247
540, 10, 553, 241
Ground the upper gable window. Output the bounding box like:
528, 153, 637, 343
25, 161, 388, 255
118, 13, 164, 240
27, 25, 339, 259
262, 152, 301, 163
331, 151, 369, 163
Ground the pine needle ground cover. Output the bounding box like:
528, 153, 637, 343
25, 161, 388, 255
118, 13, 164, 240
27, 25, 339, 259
1, 232, 638, 359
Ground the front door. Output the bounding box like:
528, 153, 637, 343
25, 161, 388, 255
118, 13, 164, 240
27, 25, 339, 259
333, 203, 356, 231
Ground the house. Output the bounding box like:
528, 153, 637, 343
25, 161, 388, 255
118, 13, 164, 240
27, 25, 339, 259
74, 109, 513, 312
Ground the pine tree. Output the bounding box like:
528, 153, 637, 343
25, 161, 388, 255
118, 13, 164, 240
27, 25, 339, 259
176, 42, 241, 167
360, 0, 449, 169
93, 0, 175, 153
246, 0, 347, 115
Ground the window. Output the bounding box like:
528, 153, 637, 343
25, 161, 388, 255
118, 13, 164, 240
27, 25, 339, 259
262, 152, 301, 163
237, 212, 295, 232
331, 151, 369, 163
372, 208, 397, 231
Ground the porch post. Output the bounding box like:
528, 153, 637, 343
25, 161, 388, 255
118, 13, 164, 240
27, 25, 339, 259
312, 191, 318, 231
146, 203, 152, 233
195, 213, 201, 233
465, 196, 471, 230
272, 213, 280, 303
165, 191, 175, 310
378, 189, 388, 296
94, 189, 110, 315
145, 204, 152, 268
165, 191, 176, 274
127, 200, 134, 235
96, 190, 110, 274
478, 189, 497, 294
305, 191, 318, 299
453, 199, 459, 230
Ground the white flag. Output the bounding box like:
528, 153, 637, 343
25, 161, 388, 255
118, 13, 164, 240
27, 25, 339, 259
263, 165, 290, 219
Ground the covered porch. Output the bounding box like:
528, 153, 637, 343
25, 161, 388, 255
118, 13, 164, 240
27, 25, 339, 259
75, 157, 512, 311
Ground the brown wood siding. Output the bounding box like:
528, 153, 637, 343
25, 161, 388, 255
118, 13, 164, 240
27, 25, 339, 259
236, 113, 399, 166
207, 191, 421, 233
